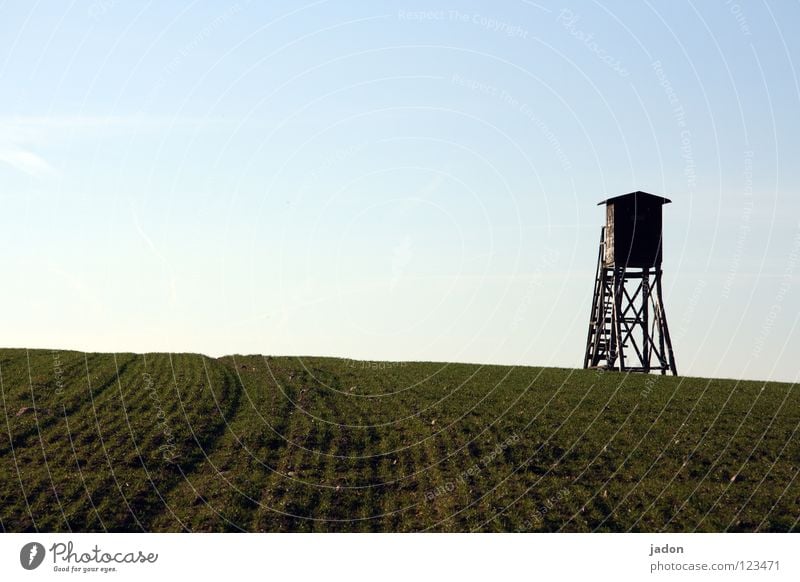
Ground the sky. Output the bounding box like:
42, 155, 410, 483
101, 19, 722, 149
1, 0, 798, 382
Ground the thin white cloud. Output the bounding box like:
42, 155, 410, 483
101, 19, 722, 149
0, 114, 231, 178
0, 147, 55, 177
129, 199, 179, 305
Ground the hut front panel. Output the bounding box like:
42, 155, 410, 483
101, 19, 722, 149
612, 198, 663, 267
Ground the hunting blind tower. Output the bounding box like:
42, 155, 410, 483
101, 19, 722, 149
583, 191, 677, 375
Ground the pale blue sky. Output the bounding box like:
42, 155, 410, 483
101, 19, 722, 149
1, 1, 799, 382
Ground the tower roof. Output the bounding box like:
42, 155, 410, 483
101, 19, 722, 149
597, 190, 672, 206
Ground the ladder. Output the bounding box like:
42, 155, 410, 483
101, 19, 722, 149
584, 228, 614, 369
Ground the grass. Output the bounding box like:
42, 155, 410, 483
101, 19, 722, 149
0, 348, 797, 532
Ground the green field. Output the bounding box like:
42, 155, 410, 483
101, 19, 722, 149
1, 348, 797, 532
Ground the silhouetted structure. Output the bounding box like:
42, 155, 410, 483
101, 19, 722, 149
583, 191, 677, 375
